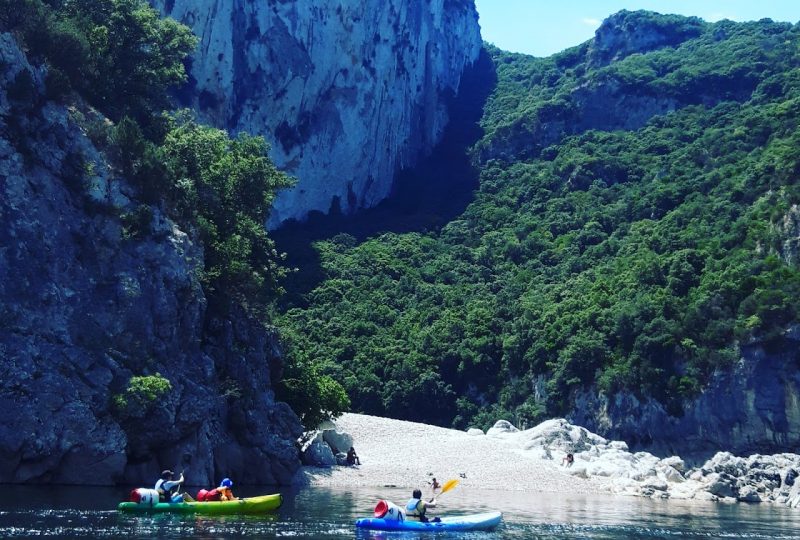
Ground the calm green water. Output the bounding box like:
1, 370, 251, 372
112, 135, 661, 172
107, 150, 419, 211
0, 484, 798, 538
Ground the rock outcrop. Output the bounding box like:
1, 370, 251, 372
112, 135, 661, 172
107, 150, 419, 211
587, 10, 704, 67
486, 419, 800, 508
299, 427, 355, 468
149, 0, 482, 226
567, 337, 800, 459
0, 32, 302, 486
478, 13, 767, 164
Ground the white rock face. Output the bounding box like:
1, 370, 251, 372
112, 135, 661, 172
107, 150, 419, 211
493, 418, 800, 509
486, 420, 520, 437
301, 425, 357, 467
150, 0, 482, 226
322, 428, 353, 454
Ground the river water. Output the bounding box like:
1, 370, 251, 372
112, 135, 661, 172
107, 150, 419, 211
0, 485, 798, 538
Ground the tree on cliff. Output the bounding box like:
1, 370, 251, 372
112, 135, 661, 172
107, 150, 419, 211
160, 113, 295, 312
2, 0, 350, 430
0, 0, 197, 123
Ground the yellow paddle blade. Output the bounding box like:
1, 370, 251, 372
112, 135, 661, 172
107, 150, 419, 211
440, 479, 459, 494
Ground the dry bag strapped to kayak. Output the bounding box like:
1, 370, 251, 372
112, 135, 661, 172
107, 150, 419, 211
129, 488, 160, 506
373, 500, 405, 521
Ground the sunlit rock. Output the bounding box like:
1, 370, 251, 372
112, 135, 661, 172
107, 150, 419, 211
149, 0, 482, 226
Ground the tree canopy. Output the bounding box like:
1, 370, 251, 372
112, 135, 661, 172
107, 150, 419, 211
276, 13, 800, 429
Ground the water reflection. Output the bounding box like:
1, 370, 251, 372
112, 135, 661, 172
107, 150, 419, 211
0, 485, 797, 538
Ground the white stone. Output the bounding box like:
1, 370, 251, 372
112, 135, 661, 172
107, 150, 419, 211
658, 465, 685, 483
486, 420, 519, 437
301, 440, 336, 467
467, 428, 484, 436
660, 456, 686, 472
322, 429, 353, 455
693, 491, 718, 502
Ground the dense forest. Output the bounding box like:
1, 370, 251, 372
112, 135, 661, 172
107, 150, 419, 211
276, 12, 800, 429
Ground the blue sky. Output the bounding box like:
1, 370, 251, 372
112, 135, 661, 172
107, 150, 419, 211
474, 1, 800, 57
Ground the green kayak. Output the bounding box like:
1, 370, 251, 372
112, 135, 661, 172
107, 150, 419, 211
117, 493, 282, 514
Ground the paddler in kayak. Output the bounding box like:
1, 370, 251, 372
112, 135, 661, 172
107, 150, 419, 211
197, 478, 238, 501
155, 470, 193, 503
406, 488, 440, 523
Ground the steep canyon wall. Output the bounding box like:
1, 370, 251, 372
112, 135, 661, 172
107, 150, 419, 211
150, 0, 483, 226
0, 33, 301, 486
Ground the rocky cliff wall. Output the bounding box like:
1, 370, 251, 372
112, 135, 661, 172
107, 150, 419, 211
568, 334, 800, 459
0, 33, 302, 486
150, 0, 482, 227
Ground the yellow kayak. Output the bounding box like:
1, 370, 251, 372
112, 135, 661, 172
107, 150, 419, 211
118, 493, 282, 514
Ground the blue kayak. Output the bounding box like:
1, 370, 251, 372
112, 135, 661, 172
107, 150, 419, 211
355, 511, 502, 531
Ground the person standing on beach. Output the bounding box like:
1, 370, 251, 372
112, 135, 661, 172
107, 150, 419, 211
429, 477, 441, 496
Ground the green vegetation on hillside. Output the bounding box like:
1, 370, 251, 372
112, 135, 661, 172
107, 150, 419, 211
3, 0, 297, 313
113, 373, 172, 415
1, 0, 196, 124
277, 13, 800, 428
2, 0, 349, 426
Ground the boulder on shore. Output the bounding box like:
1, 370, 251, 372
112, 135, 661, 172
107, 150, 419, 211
497, 418, 800, 509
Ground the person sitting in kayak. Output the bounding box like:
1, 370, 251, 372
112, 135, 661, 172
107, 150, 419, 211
406, 488, 440, 522
346, 447, 361, 466
155, 470, 192, 503
216, 478, 237, 500
197, 478, 238, 501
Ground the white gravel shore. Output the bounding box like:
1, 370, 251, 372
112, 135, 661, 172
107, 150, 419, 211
293, 413, 612, 495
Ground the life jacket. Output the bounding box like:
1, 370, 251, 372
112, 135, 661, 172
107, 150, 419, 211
155, 479, 178, 502
405, 498, 424, 517
202, 488, 222, 501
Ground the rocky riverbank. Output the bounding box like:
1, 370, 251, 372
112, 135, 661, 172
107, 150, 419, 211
296, 413, 800, 509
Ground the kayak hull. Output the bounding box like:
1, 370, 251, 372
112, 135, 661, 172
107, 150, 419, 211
355, 511, 502, 531
117, 493, 282, 514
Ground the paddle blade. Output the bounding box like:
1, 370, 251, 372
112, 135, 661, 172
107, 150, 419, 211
440, 479, 459, 494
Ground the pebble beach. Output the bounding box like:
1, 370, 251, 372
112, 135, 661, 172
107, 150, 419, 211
293, 413, 611, 494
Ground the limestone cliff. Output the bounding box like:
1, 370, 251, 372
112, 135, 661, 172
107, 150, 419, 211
149, 0, 482, 226
0, 33, 302, 485
568, 335, 800, 459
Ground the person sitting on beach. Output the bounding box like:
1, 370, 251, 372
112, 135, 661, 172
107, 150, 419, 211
406, 488, 440, 522
562, 453, 574, 467
346, 446, 361, 466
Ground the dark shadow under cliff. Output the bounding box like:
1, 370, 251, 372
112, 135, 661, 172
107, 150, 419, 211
273, 48, 496, 306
